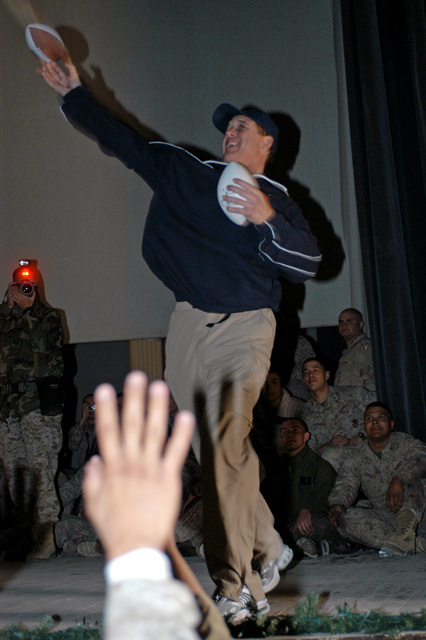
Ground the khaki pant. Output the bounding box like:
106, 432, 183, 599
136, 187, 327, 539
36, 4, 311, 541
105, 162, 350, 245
165, 303, 282, 600
0, 410, 62, 525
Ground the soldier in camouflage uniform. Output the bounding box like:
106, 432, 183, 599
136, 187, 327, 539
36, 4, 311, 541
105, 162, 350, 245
68, 393, 97, 469
301, 358, 375, 471
334, 308, 375, 392
329, 402, 426, 556
287, 335, 316, 401
0, 267, 63, 558
55, 466, 101, 556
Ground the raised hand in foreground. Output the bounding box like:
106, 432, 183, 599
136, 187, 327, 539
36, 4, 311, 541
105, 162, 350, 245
83, 371, 194, 561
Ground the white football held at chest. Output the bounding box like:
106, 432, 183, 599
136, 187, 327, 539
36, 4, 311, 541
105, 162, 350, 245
217, 162, 259, 226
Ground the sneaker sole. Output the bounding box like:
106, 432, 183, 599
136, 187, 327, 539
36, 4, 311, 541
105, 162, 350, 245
277, 546, 294, 570
262, 565, 280, 594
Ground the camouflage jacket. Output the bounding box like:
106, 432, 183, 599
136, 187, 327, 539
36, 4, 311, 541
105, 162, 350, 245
334, 332, 375, 391
301, 385, 376, 451
328, 431, 426, 511
0, 296, 63, 419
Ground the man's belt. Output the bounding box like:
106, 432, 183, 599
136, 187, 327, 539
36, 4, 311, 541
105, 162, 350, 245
1, 381, 38, 394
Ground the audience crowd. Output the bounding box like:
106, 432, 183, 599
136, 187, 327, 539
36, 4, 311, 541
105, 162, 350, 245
1, 259, 425, 636
1, 303, 425, 568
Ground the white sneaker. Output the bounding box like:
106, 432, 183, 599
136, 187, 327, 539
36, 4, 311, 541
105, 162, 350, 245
260, 544, 294, 593
213, 585, 269, 622
296, 536, 318, 559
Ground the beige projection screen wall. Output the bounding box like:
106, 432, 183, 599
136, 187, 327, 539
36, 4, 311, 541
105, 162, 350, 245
0, 0, 352, 344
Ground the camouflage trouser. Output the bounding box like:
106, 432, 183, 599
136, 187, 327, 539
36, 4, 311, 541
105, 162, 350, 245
337, 483, 425, 549
59, 467, 85, 514
0, 410, 62, 525
175, 495, 203, 549
55, 514, 97, 553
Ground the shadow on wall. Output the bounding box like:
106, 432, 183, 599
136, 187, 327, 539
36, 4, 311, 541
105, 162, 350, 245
266, 112, 346, 384
268, 112, 346, 283
57, 25, 166, 143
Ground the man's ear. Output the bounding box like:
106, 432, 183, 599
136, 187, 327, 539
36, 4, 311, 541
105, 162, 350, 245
360, 320, 365, 330
261, 135, 273, 151
304, 431, 310, 444
325, 370, 330, 381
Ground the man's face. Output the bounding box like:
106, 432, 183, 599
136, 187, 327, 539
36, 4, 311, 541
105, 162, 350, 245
222, 115, 269, 172
280, 419, 310, 456
302, 360, 329, 393
262, 372, 282, 408
338, 310, 364, 344
364, 406, 394, 444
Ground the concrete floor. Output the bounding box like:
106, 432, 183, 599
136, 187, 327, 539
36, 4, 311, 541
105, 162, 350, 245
0, 550, 425, 633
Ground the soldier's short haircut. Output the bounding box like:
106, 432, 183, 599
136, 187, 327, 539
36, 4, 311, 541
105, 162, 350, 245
365, 401, 393, 421
302, 357, 327, 374
340, 308, 363, 322
281, 416, 309, 433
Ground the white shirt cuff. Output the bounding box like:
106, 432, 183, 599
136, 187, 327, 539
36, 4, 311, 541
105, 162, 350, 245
104, 548, 172, 584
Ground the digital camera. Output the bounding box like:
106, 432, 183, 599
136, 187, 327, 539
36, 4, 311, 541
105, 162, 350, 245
13, 260, 38, 297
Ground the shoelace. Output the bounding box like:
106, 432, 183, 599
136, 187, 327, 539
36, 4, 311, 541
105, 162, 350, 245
239, 587, 253, 607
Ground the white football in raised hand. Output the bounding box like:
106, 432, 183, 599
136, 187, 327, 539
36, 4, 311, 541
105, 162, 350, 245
25, 24, 67, 63
217, 162, 259, 226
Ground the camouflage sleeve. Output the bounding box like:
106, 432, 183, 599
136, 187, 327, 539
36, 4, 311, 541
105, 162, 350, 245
354, 386, 376, 411
328, 448, 362, 507
0, 302, 12, 317
68, 421, 84, 451
308, 428, 320, 452
25, 299, 64, 378
391, 436, 426, 484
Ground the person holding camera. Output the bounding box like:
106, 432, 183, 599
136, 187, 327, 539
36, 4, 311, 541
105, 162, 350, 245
0, 262, 64, 559
68, 393, 97, 470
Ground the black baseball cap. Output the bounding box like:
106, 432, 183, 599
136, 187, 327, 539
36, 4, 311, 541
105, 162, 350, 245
212, 103, 279, 153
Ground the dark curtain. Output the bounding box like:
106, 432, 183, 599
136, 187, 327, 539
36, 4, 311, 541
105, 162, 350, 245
338, 0, 426, 438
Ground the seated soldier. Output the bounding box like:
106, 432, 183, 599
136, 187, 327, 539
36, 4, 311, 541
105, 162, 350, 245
68, 393, 97, 470
335, 308, 375, 391
55, 463, 102, 557
286, 334, 317, 401
252, 371, 304, 495
301, 358, 375, 471
279, 417, 350, 558
328, 402, 426, 556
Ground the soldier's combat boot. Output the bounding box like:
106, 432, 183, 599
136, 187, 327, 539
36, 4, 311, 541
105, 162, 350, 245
27, 522, 56, 559
380, 509, 418, 556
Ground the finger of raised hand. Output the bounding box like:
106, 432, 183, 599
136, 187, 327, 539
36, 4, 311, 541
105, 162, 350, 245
120, 371, 148, 458
82, 455, 105, 514
142, 379, 171, 463
93, 383, 121, 464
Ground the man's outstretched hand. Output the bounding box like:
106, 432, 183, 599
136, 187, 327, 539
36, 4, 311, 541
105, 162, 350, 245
83, 371, 194, 561
38, 60, 81, 96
